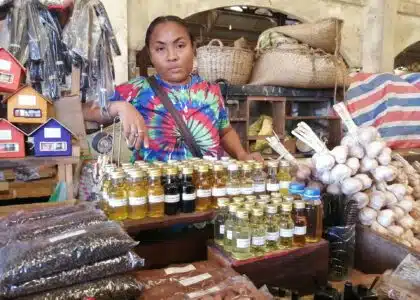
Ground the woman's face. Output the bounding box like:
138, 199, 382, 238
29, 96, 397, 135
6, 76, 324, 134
148, 21, 194, 85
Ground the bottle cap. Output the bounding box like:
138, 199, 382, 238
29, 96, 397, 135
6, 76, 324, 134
236, 209, 249, 219
289, 182, 305, 195
228, 163, 238, 171
242, 164, 252, 171
271, 192, 282, 198
252, 207, 264, 217
128, 170, 144, 179
166, 167, 178, 176
303, 187, 321, 200
245, 195, 257, 202
271, 198, 282, 206
229, 203, 238, 213
267, 160, 278, 168
198, 165, 209, 173
244, 202, 255, 211
281, 203, 293, 212
259, 194, 270, 201
217, 197, 229, 207
149, 168, 161, 177
182, 167, 193, 175
294, 200, 306, 209
121, 162, 134, 169
213, 164, 224, 172
254, 163, 263, 169
284, 195, 295, 202
110, 170, 126, 179
233, 197, 245, 204
266, 204, 278, 214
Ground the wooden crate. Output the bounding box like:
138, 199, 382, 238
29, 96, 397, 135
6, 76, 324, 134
207, 240, 329, 294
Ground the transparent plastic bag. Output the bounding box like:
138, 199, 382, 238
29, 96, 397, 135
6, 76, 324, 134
2, 251, 145, 298
0, 203, 93, 228
19, 275, 143, 300
0, 221, 138, 286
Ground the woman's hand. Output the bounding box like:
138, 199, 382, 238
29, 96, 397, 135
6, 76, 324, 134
238, 152, 264, 163
110, 102, 149, 150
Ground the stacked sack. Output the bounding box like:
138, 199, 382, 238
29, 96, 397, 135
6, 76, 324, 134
250, 18, 348, 89
0, 203, 144, 299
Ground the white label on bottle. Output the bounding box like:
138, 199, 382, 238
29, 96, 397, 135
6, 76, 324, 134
252, 236, 266, 246
266, 231, 280, 241
18, 95, 36, 106
108, 198, 127, 208
0, 59, 12, 71
266, 183, 280, 192
212, 187, 226, 197
280, 228, 294, 238
179, 273, 212, 287
279, 181, 291, 189
197, 189, 211, 198
187, 286, 221, 299
241, 187, 254, 195
165, 194, 180, 203
219, 225, 225, 235
49, 229, 86, 243
182, 193, 196, 201
253, 183, 266, 193
236, 238, 250, 249
164, 264, 196, 275
227, 187, 241, 196
0, 130, 12, 141
294, 226, 307, 235
148, 194, 164, 203
44, 128, 61, 139
129, 196, 146, 206
226, 230, 233, 240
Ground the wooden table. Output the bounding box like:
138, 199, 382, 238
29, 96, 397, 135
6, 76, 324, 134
207, 240, 329, 294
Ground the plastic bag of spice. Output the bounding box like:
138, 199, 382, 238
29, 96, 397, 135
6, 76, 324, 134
2, 251, 145, 298
0, 202, 93, 228
0, 221, 138, 286
18, 275, 143, 300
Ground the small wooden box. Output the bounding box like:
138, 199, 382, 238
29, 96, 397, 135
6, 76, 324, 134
207, 240, 329, 294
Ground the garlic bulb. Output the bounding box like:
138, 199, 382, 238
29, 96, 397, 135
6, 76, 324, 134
346, 157, 360, 175
366, 140, 386, 159
397, 215, 415, 230
330, 164, 352, 184
391, 206, 405, 219
296, 164, 311, 181
401, 229, 414, 240
359, 207, 378, 226
371, 221, 389, 235
387, 184, 407, 200
351, 192, 370, 209
331, 145, 348, 164
404, 195, 414, 202
340, 134, 357, 147
349, 144, 365, 159
369, 191, 386, 210
357, 126, 379, 145
319, 170, 334, 185
398, 199, 414, 213
354, 174, 372, 190
313, 152, 335, 172
327, 183, 341, 195
360, 157, 378, 173
388, 225, 404, 237
377, 209, 394, 227
372, 166, 396, 182
377, 147, 392, 166
341, 177, 363, 195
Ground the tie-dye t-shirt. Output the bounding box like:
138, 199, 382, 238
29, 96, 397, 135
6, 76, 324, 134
109, 74, 230, 162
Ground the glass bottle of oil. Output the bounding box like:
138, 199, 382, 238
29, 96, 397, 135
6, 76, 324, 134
252, 163, 266, 195
224, 203, 238, 252
164, 167, 180, 215
181, 167, 196, 213
251, 207, 266, 256
265, 204, 280, 251
304, 188, 323, 243
277, 160, 292, 196
279, 203, 294, 249
196, 165, 212, 211
226, 163, 241, 199
127, 170, 148, 220
293, 200, 307, 247
100, 164, 115, 213
232, 209, 252, 259
214, 197, 230, 245
241, 164, 254, 196
108, 171, 128, 221
232, 196, 245, 207
289, 182, 305, 201
211, 164, 227, 209
148, 168, 165, 218
266, 161, 280, 193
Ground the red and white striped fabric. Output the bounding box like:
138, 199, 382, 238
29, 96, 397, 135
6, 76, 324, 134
345, 72, 420, 149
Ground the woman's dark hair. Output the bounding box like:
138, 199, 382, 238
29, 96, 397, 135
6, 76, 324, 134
145, 15, 194, 49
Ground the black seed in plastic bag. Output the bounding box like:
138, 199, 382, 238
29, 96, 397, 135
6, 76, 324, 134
2, 251, 145, 298
0, 222, 138, 286
18, 275, 143, 300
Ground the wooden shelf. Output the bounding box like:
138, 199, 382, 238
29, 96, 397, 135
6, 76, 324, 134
285, 116, 341, 120
123, 209, 216, 235
0, 178, 56, 200
0, 156, 80, 170
230, 118, 247, 122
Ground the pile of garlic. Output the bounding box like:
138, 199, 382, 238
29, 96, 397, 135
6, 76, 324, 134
290, 121, 420, 251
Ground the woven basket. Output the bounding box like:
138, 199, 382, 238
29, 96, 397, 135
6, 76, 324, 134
197, 39, 254, 85
249, 47, 348, 89
259, 18, 343, 55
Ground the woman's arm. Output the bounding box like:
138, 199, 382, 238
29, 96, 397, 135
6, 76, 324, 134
220, 126, 263, 162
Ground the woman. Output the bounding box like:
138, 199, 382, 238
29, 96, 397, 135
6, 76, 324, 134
83, 15, 263, 163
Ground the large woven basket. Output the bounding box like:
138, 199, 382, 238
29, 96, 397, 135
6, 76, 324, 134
249, 47, 348, 89
258, 18, 343, 55
197, 39, 254, 85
